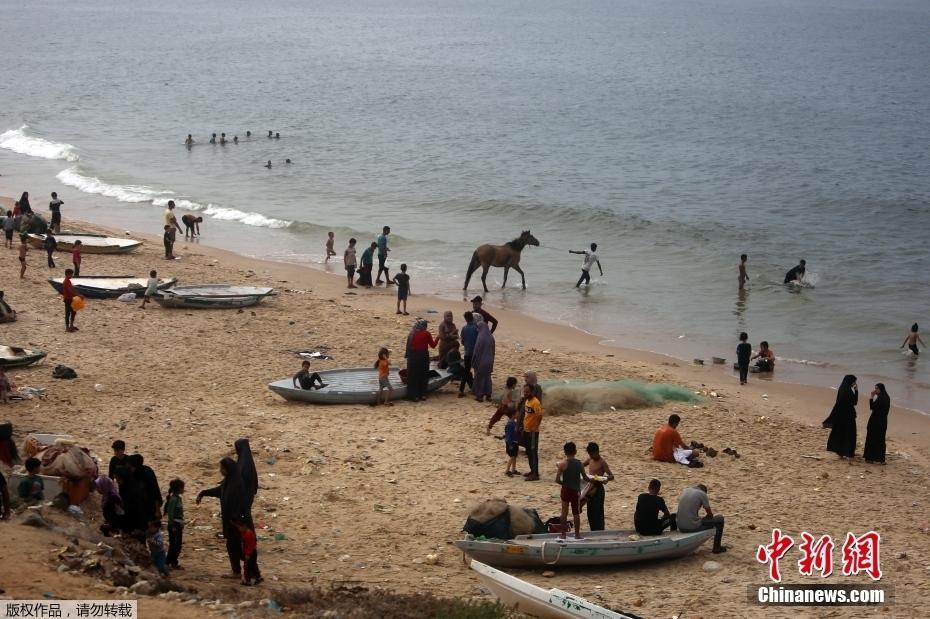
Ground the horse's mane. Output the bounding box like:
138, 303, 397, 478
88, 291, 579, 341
505, 231, 529, 250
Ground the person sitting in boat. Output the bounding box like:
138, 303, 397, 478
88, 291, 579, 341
634, 478, 676, 536
444, 341, 467, 383
752, 341, 775, 372
0, 291, 16, 323
293, 360, 326, 390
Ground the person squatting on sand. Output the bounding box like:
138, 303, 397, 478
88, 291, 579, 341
580, 441, 614, 531
634, 478, 676, 536
677, 484, 727, 553
824, 374, 857, 459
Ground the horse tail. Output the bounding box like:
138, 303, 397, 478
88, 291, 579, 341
464, 251, 480, 289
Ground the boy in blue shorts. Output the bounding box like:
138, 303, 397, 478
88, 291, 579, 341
392, 263, 410, 315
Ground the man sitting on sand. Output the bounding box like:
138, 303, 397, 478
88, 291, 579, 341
651, 414, 693, 463
293, 360, 326, 390
634, 478, 676, 535
677, 484, 727, 554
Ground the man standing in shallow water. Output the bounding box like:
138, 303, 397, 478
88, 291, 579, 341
738, 254, 748, 289
569, 242, 603, 288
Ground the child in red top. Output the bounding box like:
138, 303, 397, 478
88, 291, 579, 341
71, 240, 82, 277
62, 268, 77, 332
375, 347, 393, 406
234, 518, 261, 586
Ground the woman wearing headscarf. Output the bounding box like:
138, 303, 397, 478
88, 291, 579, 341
128, 454, 162, 520
234, 439, 258, 510
405, 319, 437, 401
825, 375, 858, 458
17, 192, 31, 215
436, 311, 459, 370
94, 475, 126, 536
471, 313, 496, 402
197, 457, 252, 578
113, 466, 145, 533
863, 384, 890, 464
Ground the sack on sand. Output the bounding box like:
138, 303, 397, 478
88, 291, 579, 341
116, 293, 137, 303
52, 365, 77, 380
464, 499, 547, 539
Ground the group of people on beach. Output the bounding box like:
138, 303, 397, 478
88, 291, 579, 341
94, 438, 263, 585
824, 376, 891, 464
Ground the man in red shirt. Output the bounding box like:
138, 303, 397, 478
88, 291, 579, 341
62, 268, 78, 332
652, 414, 691, 463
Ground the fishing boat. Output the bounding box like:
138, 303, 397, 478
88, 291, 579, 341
153, 285, 274, 309
0, 345, 46, 368
456, 528, 715, 568
27, 233, 142, 254
469, 560, 640, 619
268, 367, 453, 404
47, 276, 177, 299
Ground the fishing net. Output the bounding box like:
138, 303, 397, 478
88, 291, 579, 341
539, 379, 699, 415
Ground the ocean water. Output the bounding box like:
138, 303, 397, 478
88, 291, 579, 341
2, 0, 929, 410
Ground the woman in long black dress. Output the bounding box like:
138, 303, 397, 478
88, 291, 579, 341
197, 458, 249, 577
863, 383, 890, 464
825, 375, 858, 458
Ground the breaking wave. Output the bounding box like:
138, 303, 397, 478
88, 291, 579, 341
0, 125, 79, 162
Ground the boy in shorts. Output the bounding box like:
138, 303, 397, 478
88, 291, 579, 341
392, 263, 410, 315
502, 408, 520, 476
555, 441, 588, 540
325, 232, 336, 262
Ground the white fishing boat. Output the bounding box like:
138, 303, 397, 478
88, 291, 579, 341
0, 345, 46, 368
47, 276, 176, 299
469, 560, 641, 619
268, 367, 453, 404
153, 285, 274, 309
28, 233, 142, 254
456, 528, 715, 568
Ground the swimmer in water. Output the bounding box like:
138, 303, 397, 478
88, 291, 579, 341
264, 160, 272, 169
275, 132, 280, 139
783, 259, 806, 285
268, 130, 273, 138
209, 133, 216, 144
738, 254, 748, 289
233, 135, 238, 144
220, 133, 227, 145
246, 130, 251, 138
185, 134, 194, 147
285, 159, 292, 164
902, 323, 925, 356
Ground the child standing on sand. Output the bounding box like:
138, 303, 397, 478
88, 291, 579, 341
503, 409, 520, 477
72, 239, 82, 276
233, 517, 261, 586
140, 270, 159, 308
43, 232, 57, 268
325, 232, 336, 262
902, 323, 925, 356
344, 238, 357, 288
3, 211, 14, 248
146, 519, 170, 576
18, 235, 27, 278
375, 347, 393, 406
555, 442, 588, 539
392, 263, 410, 315
164, 479, 185, 569
736, 332, 751, 385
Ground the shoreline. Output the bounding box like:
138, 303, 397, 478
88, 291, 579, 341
6, 193, 927, 452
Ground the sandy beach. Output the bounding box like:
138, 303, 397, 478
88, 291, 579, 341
1, 198, 929, 618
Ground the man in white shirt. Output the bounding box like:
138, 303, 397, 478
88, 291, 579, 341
569, 242, 603, 288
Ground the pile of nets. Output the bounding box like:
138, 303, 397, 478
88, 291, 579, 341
539, 379, 699, 415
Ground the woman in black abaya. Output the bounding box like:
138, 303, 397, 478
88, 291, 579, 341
863, 384, 890, 464
197, 458, 249, 577
825, 375, 858, 458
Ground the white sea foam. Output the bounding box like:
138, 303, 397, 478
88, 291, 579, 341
57, 167, 292, 230
0, 125, 80, 162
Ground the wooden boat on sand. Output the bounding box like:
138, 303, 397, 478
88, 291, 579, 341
153, 285, 274, 309
28, 233, 142, 254
47, 276, 177, 299
268, 367, 453, 404
0, 345, 46, 368
469, 560, 641, 619
456, 528, 715, 568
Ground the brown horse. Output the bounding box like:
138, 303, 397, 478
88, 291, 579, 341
463, 230, 540, 293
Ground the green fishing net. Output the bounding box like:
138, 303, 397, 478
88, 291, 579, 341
537, 379, 700, 415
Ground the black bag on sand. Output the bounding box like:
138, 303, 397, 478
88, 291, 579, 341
52, 365, 77, 380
